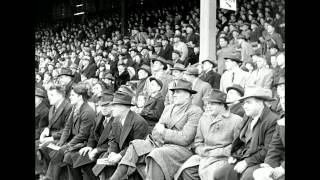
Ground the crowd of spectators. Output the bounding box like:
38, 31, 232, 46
35, 0, 285, 179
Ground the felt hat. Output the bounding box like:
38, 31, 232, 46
237, 85, 276, 102
58, 68, 74, 77
97, 94, 114, 106
110, 91, 134, 106
184, 66, 199, 76
170, 63, 186, 71
138, 64, 152, 75
202, 89, 228, 104
226, 84, 245, 96
202, 59, 217, 68
169, 79, 197, 94
149, 77, 163, 90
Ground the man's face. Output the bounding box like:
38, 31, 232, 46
152, 61, 163, 72
47, 89, 63, 106
59, 75, 71, 85
172, 53, 179, 60
69, 90, 81, 105
277, 84, 285, 111
162, 40, 168, 46
92, 83, 103, 95
172, 89, 190, 105
150, 80, 161, 93
202, 61, 213, 72
204, 101, 224, 116
277, 54, 285, 67
226, 89, 242, 103
256, 57, 266, 69
138, 69, 148, 79
172, 70, 183, 79
100, 104, 112, 116
242, 98, 263, 117
219, 38, 227, 48
270, 48, 278, 55
267, 25, 274, 34
111, 104, 126, 117
225, 59, 235, 70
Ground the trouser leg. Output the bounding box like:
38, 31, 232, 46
67, 164, 83, 180
145, 157, 165, 180
109, 165, 128, 180
81, 163, 99, 180
178, 166, 200, 180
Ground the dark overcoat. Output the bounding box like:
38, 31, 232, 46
36, 101, 49, 140
199, 69, 221, 89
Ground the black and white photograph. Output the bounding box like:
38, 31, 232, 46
35, 0, 285, 179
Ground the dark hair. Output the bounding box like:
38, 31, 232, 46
72, 83, 90, 101
48, 84, 66, 97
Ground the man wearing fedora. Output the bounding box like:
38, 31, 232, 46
164, 63, 186, 106
35, 87, 50, 178
253, 77, 285, 180
227, 84, 246, 117
199, 59, 221, 89
92, 91, 148, 179
58, 68, 75, 98
214, 85, 279, 180
237, 34, 254, 64
67, 94, 115, 180
48, 83, 96, 180
173, 35, 189, 65
183, 66, 212, 110
107, 79, 203, 180
246, 56, 274, 89
136, 64, 151, 96
36, 87, 50, 140
143, 55, 173, 97
220, 52, 250, 93
140, 77, 165, 134
175, 89, 242, 180
36, 84, 73, 178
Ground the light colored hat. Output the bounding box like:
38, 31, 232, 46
238, 85, 275, 102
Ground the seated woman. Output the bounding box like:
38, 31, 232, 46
140, 77, 165, 134
175, 89, 242, 180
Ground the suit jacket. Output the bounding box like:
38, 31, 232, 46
220, 68, 250, 93
230, 106, 279, 167
140, 93, 165, 132
159, 44, 173, 60
48, 99, 73, 140
35, 101, 49, 139
199, 69, 221, 89
86, 113, 114, 154
264, 118, 285, 168
247, 67, 274, 89
108, 111, 148, 157
192, 78, 212, 110
60, 102, 95, 146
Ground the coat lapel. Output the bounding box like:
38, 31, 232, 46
166, 103, 190, 129
73, 102, 87, 127
49, 99, 68, 127
119, 111, 134, 149
97, 116, 114, 146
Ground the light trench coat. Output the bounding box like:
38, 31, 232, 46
174, 110, 242, 180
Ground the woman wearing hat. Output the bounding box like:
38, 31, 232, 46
175, 89, 242, 180
107, 79, 203, 180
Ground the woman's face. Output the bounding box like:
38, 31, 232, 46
92, 83, 103, 95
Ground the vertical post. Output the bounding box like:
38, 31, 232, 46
120, 0, 127, 35
199, 0, 216, 63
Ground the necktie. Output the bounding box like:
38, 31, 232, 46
231, 72, 235, 83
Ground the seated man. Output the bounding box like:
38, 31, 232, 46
36, 85, 72, 177
214, 85, 279, 180
253, 77, 285, 180
66, 93, 115, 180
175, 89, 242, 180
108, 79, 203, 180
140, 77, 165, 133
92, 91, 149, 179
35, 87, 49, 141
226, 84, 245, 117
47, 83, 96, 180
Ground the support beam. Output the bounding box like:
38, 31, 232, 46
120, 0, 127, 35
199, 0, 216, 63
